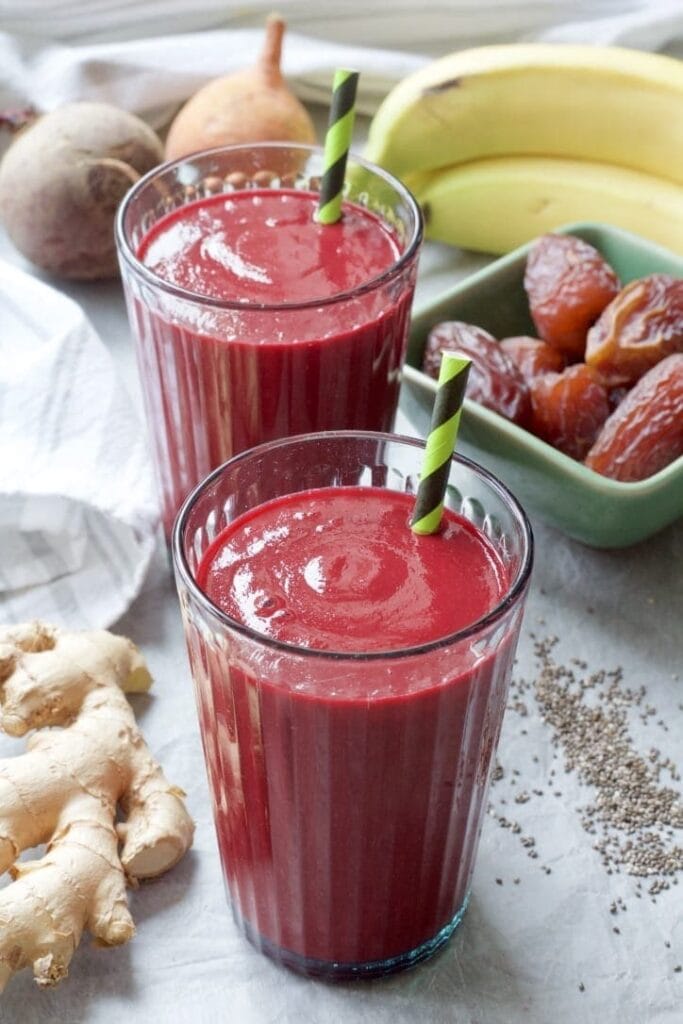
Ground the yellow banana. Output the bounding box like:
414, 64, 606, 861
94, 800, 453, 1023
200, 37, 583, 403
413, 156, 683, 255
365, 44, 683, 186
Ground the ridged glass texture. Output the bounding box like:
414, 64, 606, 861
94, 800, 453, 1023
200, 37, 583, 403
116, 144, 422, 538
173, 432, 533, 979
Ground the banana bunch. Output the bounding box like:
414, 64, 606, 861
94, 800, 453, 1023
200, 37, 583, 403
365, 44, 683, 254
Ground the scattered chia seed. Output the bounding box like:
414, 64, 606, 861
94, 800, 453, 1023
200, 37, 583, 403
531, 637, 683, 892
486, 637, 682, 901
579, 982, 585, 992
509, 700, 528, 717
495, 878, 503, 886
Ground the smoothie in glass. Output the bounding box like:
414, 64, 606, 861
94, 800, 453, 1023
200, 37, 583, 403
173, 432, 533, 979
116, 144, 422, 537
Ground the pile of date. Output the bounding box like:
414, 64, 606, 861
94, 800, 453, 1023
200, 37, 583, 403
423, 233, 683, 481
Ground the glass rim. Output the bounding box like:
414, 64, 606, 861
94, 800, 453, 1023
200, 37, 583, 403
172, 430, 534, 662
115, 141, 424, 313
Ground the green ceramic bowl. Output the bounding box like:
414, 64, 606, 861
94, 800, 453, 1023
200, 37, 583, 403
402, 222, 683, 548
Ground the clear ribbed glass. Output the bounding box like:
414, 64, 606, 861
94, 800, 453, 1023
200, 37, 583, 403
115, 143, 422, 538
173, 432, 533, 979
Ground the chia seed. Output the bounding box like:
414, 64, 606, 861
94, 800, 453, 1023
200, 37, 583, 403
487, 636, 682, 905
531, 637, 683, 891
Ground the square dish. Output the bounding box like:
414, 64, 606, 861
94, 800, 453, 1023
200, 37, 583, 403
402, 222, 683, 548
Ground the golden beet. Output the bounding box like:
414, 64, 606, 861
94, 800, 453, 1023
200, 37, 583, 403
165, 15, 317, 166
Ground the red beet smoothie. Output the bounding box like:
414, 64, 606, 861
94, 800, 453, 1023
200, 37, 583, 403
134, 190, 414, 536
192, 487, 518, 968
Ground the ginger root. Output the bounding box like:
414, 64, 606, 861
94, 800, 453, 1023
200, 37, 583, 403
0, 622, 195, 992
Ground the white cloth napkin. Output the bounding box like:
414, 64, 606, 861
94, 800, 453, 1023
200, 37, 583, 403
1, 1, 682, 133
1, 1, 682, 54
0, 28, 426, 132
0, 261, 159, 629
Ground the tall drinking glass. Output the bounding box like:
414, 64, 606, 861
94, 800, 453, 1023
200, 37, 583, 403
116, 144, 422, 537
173, 431, 533, 979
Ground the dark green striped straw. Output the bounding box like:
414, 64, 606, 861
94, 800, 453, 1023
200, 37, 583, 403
411, 352, 472, 535
317, 69, 360, 224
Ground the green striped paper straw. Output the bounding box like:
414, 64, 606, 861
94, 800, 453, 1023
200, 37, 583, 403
411, 352, 472, 535
317, 69, 359, 224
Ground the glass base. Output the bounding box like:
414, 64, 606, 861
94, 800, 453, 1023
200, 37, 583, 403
234, 894, 470, 981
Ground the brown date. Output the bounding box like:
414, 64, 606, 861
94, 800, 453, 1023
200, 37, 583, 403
585, 354, 683, 481
524, 234, 620, 359
423, 321, 531, 426
585, 274, 683, 386
530, 364, 611, 460
499, 335, 566, 382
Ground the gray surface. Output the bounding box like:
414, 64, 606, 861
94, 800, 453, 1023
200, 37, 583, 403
1, 212, 682, 1024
